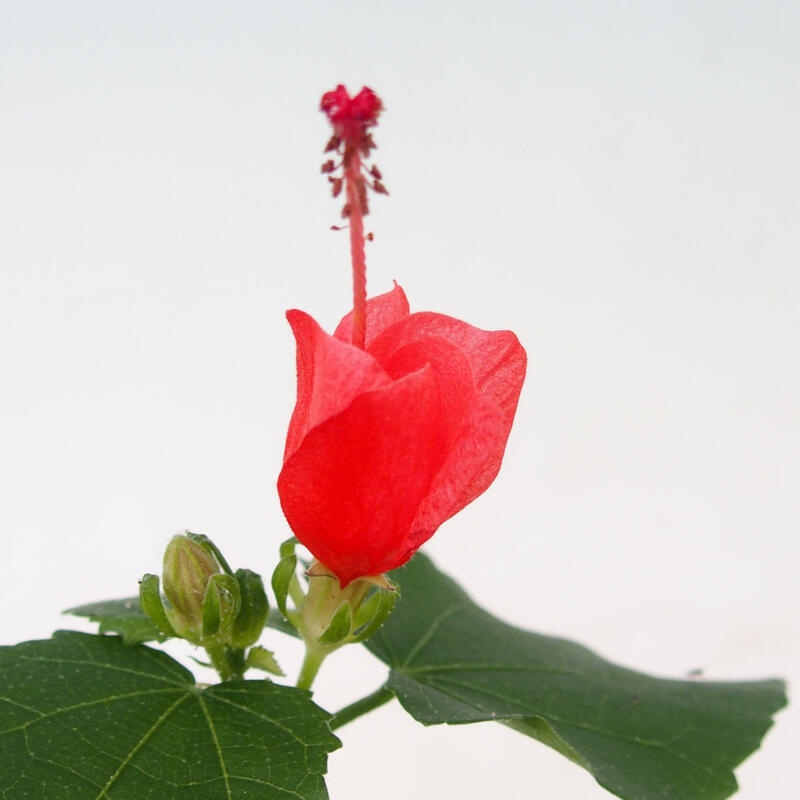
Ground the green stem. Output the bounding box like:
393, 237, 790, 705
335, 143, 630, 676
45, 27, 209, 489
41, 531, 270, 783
226, 648, 246, 681
205, 641, 232, 681
296, 644, 327, 691
328, 685, 395, 731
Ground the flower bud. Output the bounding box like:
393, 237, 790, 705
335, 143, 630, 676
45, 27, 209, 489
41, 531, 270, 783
162, 534, 226, 643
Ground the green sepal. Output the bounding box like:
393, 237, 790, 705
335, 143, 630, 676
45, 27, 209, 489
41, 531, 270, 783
138, 573, 177, 638
230, 568, 269, 648
317, 601, 353, 646
201, 573, 240, 639
271, 554, 298, 619
186, 531, 234, 575
245, 645, 284, 676
279, 536, 299, 560
351, 584, 398, 643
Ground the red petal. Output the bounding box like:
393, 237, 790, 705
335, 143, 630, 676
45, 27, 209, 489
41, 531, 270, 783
278, 364, 451, 586
283, 310, 391, 460
411, 395, 506, 540
380, 335, 508, 550
369, 313, 526, 544
378, 335, 478, 450
334, 283, 409, 347
369, 311, 526, 430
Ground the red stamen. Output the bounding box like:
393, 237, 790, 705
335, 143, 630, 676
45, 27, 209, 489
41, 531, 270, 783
345, 153, 367, 348
320, 85, 388, 349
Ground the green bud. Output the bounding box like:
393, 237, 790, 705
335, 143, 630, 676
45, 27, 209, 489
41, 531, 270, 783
230, 569, 269, 649
162, 534, 224, 643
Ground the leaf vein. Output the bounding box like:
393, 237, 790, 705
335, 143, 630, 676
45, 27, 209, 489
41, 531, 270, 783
18, 652, 187, 687
92, 693, 191, 800
425, 675, 727, 783
0, 688, 187, 736
400, 603, 464, 669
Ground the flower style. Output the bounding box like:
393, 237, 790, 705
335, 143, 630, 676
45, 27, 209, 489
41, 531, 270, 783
278, 284, 526, 586
319, 84, 388, 350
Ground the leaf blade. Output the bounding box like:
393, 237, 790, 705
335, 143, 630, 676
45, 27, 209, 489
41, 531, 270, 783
369, 554, 786, 800
65, 596, 166, 645
0, 631, 340, 799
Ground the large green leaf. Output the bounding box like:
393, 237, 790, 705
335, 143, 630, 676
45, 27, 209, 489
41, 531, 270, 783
368, 554, 786, 800
0, 631, 340, 799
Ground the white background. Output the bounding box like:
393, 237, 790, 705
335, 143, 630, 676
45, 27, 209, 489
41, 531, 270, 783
1, 2, 798, 798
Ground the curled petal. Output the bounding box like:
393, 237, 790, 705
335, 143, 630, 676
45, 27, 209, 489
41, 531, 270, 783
334, 283, 410, 347
283, 310, 391, 460
369, 311, 526, 432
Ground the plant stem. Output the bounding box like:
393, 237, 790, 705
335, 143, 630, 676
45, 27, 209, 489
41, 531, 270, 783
205, 642, 232, 681
296, 644, 327, 691
328, 685, 395, 730
205, 642, 246, 681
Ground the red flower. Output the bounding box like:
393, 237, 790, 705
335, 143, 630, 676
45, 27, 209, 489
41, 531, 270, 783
278, 284, 526, 586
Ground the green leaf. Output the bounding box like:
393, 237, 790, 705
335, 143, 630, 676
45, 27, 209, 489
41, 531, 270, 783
246, 645, 284, 676
368, 554, 787, 800
66, 596, 166, 644
0, 631, 340, 799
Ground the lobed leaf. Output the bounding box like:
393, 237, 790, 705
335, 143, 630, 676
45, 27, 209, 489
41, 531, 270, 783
0, 631, 340, 799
